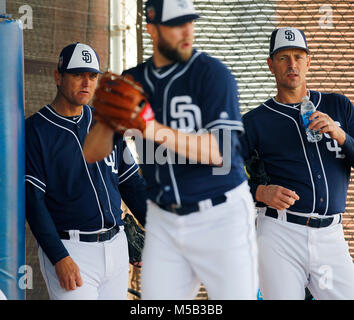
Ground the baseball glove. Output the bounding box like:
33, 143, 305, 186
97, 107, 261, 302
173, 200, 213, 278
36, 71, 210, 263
93, 72, 154, 135
123, 213, 145, 266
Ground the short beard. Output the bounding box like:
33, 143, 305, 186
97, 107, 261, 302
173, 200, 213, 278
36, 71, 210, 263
156, 26, 192, 63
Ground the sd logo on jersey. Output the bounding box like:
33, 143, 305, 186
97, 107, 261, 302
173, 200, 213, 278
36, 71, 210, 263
325, 121, 345, 159
104, 149, 118, 174
170, 95, 202, 133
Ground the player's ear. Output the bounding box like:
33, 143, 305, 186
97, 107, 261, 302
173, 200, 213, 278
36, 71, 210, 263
54, 69, 62, 87
267, 57, 274, 74
306, 54, 311, 69
146, 23, 157, 41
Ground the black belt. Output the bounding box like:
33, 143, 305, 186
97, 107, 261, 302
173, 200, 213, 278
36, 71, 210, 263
158, 194, 227, 215
265, 207, 340, 228
59, 226, 120, 242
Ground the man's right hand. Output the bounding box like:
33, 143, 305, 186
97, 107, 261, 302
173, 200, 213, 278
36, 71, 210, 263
55, 256, 83, 291
256, 185, 300, 210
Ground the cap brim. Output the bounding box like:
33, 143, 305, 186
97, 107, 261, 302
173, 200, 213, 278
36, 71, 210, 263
160, 14, 200, 26
271, 46, 310, 57
64, 67, 103, 74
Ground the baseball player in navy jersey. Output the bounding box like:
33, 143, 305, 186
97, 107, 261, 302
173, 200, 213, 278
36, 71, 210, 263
83, 0, 258, 300
25, 43, 147, 300
241, 27, 354, 299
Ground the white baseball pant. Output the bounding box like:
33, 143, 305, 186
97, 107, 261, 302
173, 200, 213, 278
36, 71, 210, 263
141, 181, 259, 300
38, 227, 129, 300
257, 210, 354, 299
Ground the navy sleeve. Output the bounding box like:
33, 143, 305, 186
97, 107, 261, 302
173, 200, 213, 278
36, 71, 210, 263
117, 138, 147, 226
25, 118, 69, 265
200, 58, 244, 134
197, 57, 244, 165
119, 172, 147, 227
340, 96, 354, 167
26, 184, 69, 265
240, 110, 264, 203
342, 134, 354, 167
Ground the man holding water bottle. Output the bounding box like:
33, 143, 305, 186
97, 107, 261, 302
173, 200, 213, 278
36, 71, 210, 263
240, 27, 354, 299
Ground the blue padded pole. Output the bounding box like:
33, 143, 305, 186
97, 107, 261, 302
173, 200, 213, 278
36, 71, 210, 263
0, 18, 25, 300
0, 0, 5, 16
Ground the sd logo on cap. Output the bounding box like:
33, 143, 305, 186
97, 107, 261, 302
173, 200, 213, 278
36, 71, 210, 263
57, 42, 103, 74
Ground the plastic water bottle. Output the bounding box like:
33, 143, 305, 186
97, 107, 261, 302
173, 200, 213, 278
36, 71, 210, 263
300, 96, 323, 143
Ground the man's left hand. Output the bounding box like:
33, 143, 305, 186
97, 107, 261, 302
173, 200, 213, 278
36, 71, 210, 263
309, 111, 346, 145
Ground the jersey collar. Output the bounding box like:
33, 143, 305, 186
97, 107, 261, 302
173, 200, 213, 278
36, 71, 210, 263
45, 104, 85, 124
271, 90, 321, 111
149, 49, 198, 79
38, 104, 91, 132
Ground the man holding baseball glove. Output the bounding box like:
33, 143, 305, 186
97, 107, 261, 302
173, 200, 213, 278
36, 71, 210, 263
84, 0, 258, 300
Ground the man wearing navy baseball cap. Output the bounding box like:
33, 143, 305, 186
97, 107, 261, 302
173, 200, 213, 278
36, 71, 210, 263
267, 27, 311, 96
269, 27, 310, 58
84, 0, 259, 300
145, 0, 200, 26
241, 27, 354, 299
25, 42, 147, 299
144, 0, 200, 64
57, 42, 103, 75
52, 42, 103, 114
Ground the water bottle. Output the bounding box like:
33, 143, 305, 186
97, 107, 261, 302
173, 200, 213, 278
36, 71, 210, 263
300, 96, 322, 143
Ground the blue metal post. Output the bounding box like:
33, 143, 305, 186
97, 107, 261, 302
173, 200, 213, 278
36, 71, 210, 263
0, 17, 25, 300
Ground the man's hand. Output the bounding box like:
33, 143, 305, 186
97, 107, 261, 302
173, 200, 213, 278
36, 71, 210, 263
55, 256, 83, 291
256, 185, 300, 210
309, 111, 346, 145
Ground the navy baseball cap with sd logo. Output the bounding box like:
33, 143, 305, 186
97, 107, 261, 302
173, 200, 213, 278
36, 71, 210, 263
145, 0, 200, 26
269, 27, 310, 57
57, 42, 103, 74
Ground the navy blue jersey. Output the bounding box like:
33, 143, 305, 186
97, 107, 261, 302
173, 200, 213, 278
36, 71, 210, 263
241, 90, 354, 216
25, 105, 146, 264
124, 50, 247, 206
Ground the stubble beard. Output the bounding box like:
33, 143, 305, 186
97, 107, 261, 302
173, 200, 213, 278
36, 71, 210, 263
157, 30, 193, 63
